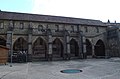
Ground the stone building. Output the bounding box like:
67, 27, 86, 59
105, 21, 120, 57
0, 11, 112, 62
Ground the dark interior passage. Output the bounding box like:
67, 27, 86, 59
13, 37, 27, 62
33, 37, 47, 60
86, 39, 92, 56
94, 40, 105, 56
52, 38, 63, 58
70, 39, 79, 57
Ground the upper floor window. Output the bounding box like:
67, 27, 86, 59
71, 25, 74, 32
0, 22, 4, 29
96, 27, 99, 33
12, 21, 15, 28
55, 24, 59, 31
20, 22, 24, 29
84, 27, 88, 32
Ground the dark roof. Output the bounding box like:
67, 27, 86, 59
0, 11, 106, 26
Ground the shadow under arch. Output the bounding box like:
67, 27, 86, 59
70, 39, 79, 57
13, 37, 28, 62
94, 39, 105, 56
0, 37, 6, 46
32, 37, 47, 60
86, 39, 92, 56
52, 38, 64, 58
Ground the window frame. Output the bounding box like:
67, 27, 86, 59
55, 24, 59, 32
20, 22, 24, 29
84, 26, 88, 32
0, 22, 4, 29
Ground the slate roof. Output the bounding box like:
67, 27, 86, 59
0, 11, 106, 26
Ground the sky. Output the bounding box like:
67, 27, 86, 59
0, 0, 120, 23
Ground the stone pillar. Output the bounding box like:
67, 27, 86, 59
78, 31, 84, 58
27, 23, 33, 62
6, 21, 13, 64
92, 45, 95, 58
47, 29, 53, 61
28, 34, 32, 62
83, 37, 87, 59
6, 31, 13, 60
66, 35, 70, 60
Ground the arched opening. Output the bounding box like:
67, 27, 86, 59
52, 38, 64, 58
13, 37, 27, 62
70, 39, 79, 57
33, 37, 47, 60
94, 40, 105, 56
0, 37, 6, 46
86, 39, 92, 56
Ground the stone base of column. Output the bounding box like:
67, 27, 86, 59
92, 54, 96, 58
64, 53, 71, 60
46, 54, 52, 61
79, 53, 84, 59
27, 54, 32, 62
83, 53, 87, 59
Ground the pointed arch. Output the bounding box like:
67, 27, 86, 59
86, 39, 92, 56
32, 37, 47, 60
0, 37, 6, 46
13, 37, 27, 51
13, 37, 28, 62
52, 38, 64, 58
94, 39, 105, 56
70, 39, 79, 57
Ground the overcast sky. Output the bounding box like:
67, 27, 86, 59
0, 0, 120, 23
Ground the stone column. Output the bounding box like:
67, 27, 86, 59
6, 21, 13, 65
92, 44, 96, 58
47, 29, 53, 61
83, 37, 87, 59
27, 23, 33, 62
6, 31, 13, 61
78, 31, 84, 58
63, 35, 67, 59
48, 35, 52, 61
28, 34, 32, 62
66, 35, 70, 60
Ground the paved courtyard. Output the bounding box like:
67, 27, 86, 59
0, 58, 120, 79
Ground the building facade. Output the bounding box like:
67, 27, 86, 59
0, 11, 113, 62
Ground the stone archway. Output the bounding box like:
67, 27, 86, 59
52, 38, 64, 58
13, 37, 27, 62
13, 37, 27, 51
32, 37, 47, 60
94, 39, 105, 56
70, 39, 79, 57
0, 37, 6, 46
86, 39, 92, 56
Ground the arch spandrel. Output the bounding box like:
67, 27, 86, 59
32, 36, 47, 45
13, 36, 27, 45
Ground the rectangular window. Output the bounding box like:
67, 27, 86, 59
0, 22, 4, 29
13, 21, 15, 28
96, 27, 99, 33
20, 22, 24, 29
84, 27, 88, 32
71, 25, 74, 32
55, 24, 59, 31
